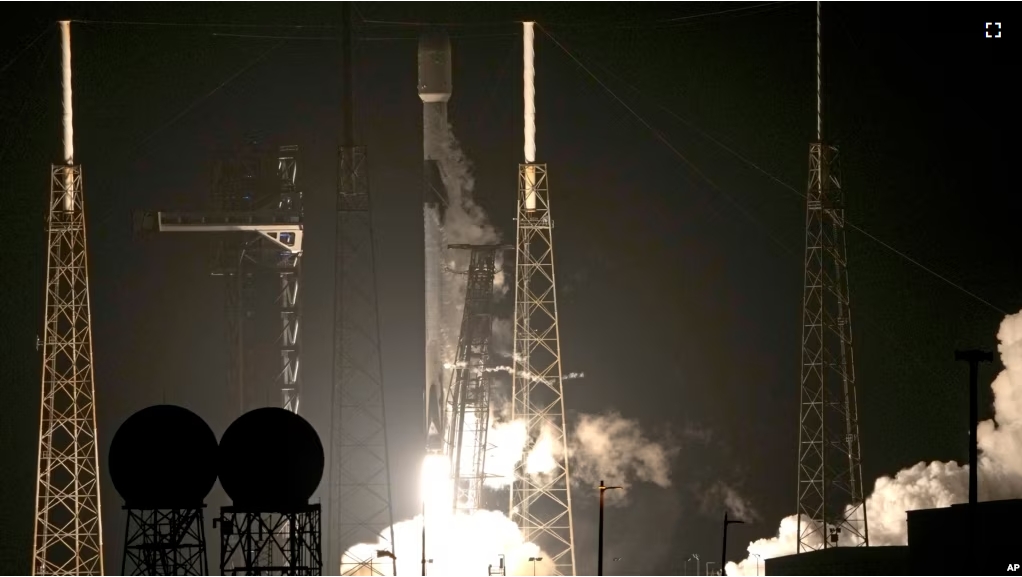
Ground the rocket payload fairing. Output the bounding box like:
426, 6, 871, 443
419, 30, 452, 454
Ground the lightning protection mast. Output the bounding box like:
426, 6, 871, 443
510, 22, 576, 576
796, 0, 868, 552
33, 20, 105, 575
331, 3, 396, 574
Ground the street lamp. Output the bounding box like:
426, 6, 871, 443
528, 556, 543, 576
599, 480, 623, 576
751, 553, 762, 576
721, 511, 746, 574
689, 554, 701, 577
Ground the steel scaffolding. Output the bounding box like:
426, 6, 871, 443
509, 164, 576, 575
33, 161, 105, 576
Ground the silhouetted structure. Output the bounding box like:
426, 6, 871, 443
217, 408, 324, 575
766, 546, 909, 575
109, 405, 217, 575
907, 499, 1022, 576
796, 1, 867, 551
332, 5, 396, 574
135, 143, 304, 416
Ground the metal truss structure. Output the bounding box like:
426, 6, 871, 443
121, 507, 208, 575
509, 164, 576, 575
331, 5, 396, 572
446, 244, 509, 514
137, 144, 303, 414
332, 144, 396, 576
33, 163, 104, 576
796, 142, 867, 551
796, 1, 868, 552
217, 506, 322, 576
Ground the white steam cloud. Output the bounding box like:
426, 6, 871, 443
727, 309, 1022, 575
482, 406, 677, 501
342, 455, 553, 576
429, 122, 504, 388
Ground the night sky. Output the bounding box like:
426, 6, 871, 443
0, 2, 1016, 575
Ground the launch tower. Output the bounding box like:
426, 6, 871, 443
331, 4, 396, 574
795, 1, 868, 551
33, 21, 105, 576
136, 144, 304, 414
446, 244, 511, 514
509, 22, 577, 576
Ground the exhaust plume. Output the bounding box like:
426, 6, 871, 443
569, 412, 677, 499
523, 22, 536, 163
482, 407, 676, 500
727, 309, 1022, 575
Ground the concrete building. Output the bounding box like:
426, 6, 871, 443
765, 499, 1022, 575
765, 546, 910, 575
908, 498, 1022, 576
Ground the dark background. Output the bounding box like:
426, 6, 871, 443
0, 2, 1016, 575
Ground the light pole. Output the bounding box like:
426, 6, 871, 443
689, 554, 701, 577
528, 556, 543, 576
751, 553, 762, 576
721, 511, 746, 574
599, 480, 623, 576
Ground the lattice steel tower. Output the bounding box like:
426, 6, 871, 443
796, 1, 868, 552
446, 244, 508, 515
33, 21, 104, 576
509, 21, 576, 576
140, 144, 304, 414
330, 4, 396, 574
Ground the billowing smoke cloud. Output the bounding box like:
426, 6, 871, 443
702, 482, 761, 523
343, 512, 553, 576
727, 309, 1022, 575
483, 406, 677, 501
432, 122, 505, 386
569, 412, 677, 499
343, 456, 554, 576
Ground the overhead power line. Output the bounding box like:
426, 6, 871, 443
537, 25, 1008, 316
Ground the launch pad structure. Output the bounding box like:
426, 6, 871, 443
509, 22, 577, 575
446, 244, 512, 514
795, 1, 868, 552
33, 21, 105, 576
136, 144, 304, 416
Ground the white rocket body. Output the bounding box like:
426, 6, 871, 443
420, 30, 452, 453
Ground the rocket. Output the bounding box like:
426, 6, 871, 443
419, 29, 451, 454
